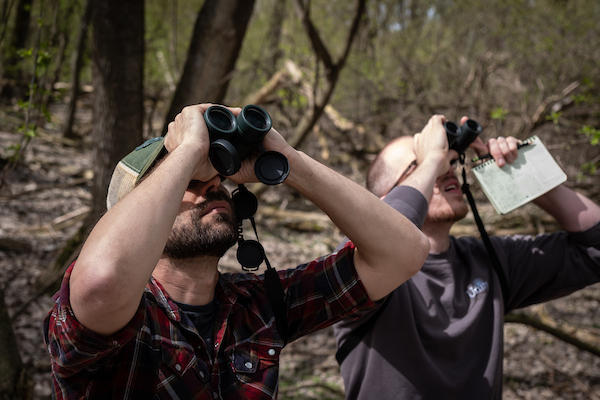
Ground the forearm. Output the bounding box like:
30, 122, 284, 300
533, 185, 600, 232
284, 150, 429, 300
71, 144, 200, 334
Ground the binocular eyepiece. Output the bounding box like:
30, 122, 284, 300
444, 119, 483, 156
204, 105, 290, 185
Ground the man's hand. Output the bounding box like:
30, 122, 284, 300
165, 104, 243, 183
469, 132, 520, 168
229, 125, 297, 184
412, 115, 457, 178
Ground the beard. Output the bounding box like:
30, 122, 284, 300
425, 206, 468, 225
425, 197, 469, 225
163, 190, 238, 259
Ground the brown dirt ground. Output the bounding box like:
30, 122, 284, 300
0, 102, 599, 400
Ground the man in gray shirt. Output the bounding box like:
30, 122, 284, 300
333, 115, 600, 399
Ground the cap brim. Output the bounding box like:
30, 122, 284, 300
106, 137, 165, 210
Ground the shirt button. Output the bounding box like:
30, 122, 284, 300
213, 392, 218, 399
175, 364, 181, 372
268, 348, 276, 356
199, 371, 205, 378
244, 361, 253, 369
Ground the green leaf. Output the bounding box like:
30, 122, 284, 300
491, 107, 509, 121
578, 125, 600, 146
25, 129, 37, 138
17, 48, 33, 58
545, 111, 562, 125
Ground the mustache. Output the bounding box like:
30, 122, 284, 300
192, 189, 235, 215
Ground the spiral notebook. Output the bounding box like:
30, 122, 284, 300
472, 135, 567, 215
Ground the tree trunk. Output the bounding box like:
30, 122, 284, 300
163, 0, 256, 133
0, 289, 32, 399
89, 0, 144, 225
1, 0, 32, 97
264, 0, 287, 76
63, 0, 93, 138
8, 0, 32, 52
42, 0, 76, 114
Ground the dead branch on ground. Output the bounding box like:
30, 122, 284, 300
505, 304, 600, 357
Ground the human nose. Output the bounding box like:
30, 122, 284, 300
441, 159, 460, 178
187, 175, 223, 197
442, 166, 453, 177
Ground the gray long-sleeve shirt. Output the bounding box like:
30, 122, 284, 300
333, 185, 600, 399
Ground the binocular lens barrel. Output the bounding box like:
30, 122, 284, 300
444, 121, 460, 147
204, 104, 289, 185
244, 108, 270, 130
464, 119, 480, 132
452, 119, 482, 155
236, 105, 272, 145
205, 107, 236, 134
209, 141, 240, 176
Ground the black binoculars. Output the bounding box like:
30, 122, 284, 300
204, 105, 290, 185
444, 119, 483, 156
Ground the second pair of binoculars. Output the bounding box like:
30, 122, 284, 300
444, 119, 483, 156
204, 105, 290, 185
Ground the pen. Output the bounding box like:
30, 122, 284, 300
471, 141, 533, 163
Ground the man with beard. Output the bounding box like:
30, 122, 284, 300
43, 103, 430, 399
333, 115, 600, 399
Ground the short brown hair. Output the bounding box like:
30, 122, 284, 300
366, 136, 414, 198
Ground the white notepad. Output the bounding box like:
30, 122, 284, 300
472, 135, 567, 215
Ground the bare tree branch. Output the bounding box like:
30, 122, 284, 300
530, 81, 581, 130
292, 0, 334, 72
288, 0, 367, 149
506, 305, 600, 357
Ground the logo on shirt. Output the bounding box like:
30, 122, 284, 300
466, 278, 489, 299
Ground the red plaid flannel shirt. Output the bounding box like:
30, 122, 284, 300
44, 242, 375, 399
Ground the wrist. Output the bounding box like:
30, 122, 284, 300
418, 152, 447, 173
280, 148, 306, 189
169, 142, 207, 180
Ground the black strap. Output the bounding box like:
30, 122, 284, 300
335, 298, 389, 365
461, 166, 510, 306
248, 216, 289, 345
264, 259, 289, 345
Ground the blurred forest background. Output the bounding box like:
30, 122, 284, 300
0, 0, 599, 398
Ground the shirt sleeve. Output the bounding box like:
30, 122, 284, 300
280, 242, 377, 342
382, 185, 429, 228
495, 221, 600, 311
334, 185, 429, 252
43, 263, 146, 379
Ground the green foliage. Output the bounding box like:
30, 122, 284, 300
16, 47, 33, 58
581, 162, 597, 175
579, 125, 600, 146
278, 88, 308, 110
545, 111, 562, 125
0, 0, 57, 187
573, 80, 599, 106
576, 125, 600, 178
491, 107, 509, 122
573, 92, 595, 105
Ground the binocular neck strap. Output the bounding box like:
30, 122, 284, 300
460, 166, 509, 307
247, 211, 289, 344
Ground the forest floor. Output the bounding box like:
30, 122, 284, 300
1, 100, 599, 399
